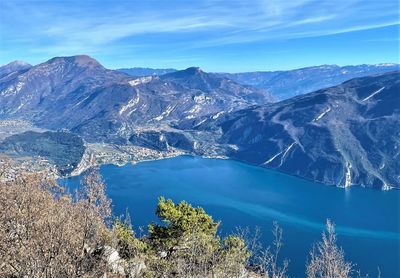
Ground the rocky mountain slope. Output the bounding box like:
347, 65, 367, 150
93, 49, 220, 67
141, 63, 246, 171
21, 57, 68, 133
0, 55, 273, 143
196, 71, 400, 189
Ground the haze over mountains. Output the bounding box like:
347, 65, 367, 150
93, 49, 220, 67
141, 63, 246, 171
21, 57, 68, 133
118, 64, 399, 100
0, 55, 398, 189
118, 67, 176, 77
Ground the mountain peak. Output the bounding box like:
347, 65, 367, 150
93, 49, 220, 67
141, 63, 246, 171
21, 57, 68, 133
3, 60, 31, 67
46, 55, 104, 69
161, 66, 205, 79
184, 67, 203, 75
0, 60, 32, 78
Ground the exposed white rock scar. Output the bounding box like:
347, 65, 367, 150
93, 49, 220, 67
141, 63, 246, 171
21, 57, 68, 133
194, 94, 210, 104
343, 161, 352, 188
382, 183, 393, 191
212, 111, 224, 119
119, 94, 140, 115
362, 87, 385, 102
262, 142, 296, 166
72, 94, 91, 109
154, 105, 175, 121
187, 104, 202, 115
15, 81, 24, 93
14, 102, 25, 112
193, 117, 207, 127
262, 151, 283, 165
313, 107, 331, 122
128, 76, 154, 86
1, 81, 24, 97
281, 142, 296, 163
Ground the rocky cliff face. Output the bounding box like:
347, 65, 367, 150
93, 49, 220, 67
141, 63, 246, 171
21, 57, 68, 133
197, 72, 400, 189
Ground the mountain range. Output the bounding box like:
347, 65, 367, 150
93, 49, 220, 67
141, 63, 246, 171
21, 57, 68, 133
0, 55, 398, 189
195, 71, 400, 189
118, 64, 399, 100
0, 56, 273, 143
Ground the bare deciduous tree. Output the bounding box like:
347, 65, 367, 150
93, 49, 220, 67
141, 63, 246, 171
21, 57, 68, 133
0, 166, 112, 277
255, 222, 289, 278
306, 220, 353, 278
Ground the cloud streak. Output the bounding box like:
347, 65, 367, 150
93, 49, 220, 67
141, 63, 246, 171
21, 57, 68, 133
0, 0, 398, 70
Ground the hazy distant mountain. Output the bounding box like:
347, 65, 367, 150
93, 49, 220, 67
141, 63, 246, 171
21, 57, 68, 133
197, 71, 400, 189
117, 64, 399, 100
117, 67, 177, 76
219, 64, 399, 99
0, 61, 32, 80
0, 55, 273, 142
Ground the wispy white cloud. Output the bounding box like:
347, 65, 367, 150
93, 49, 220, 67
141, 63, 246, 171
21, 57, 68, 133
290, 21, 400, 39
44, 16, 230, 45
0, 0, 398, 68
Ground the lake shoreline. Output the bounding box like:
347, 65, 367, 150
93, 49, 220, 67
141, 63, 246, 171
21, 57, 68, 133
62, 156, 400, 277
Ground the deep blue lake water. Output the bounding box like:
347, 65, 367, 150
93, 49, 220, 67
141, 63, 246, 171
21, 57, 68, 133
62, 156, 400, 277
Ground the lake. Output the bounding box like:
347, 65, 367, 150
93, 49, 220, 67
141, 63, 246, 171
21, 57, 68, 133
62, 156, 400, 277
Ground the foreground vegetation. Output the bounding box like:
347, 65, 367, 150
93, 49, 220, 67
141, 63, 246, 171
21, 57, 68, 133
0, 163, 364, 277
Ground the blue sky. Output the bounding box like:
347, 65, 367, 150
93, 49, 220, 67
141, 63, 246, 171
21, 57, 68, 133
0, 0, 398, 72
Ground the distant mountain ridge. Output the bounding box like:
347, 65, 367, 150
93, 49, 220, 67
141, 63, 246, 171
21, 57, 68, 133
117, 64, 399, 100
117, 67, 176, 76
220, 64, 399, 99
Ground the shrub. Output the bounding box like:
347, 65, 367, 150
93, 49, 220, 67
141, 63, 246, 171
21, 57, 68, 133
0, 165, 111, 277
146, 197, 250, 277
113, 218, 148, 258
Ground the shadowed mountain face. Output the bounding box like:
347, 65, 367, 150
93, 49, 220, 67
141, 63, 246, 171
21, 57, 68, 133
197, 72, 400, 189
219, 64, 399, 100
0, 55, 273, 142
